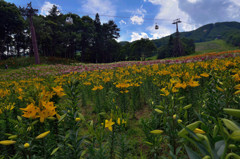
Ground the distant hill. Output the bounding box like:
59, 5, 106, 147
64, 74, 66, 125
195, 39, 238, 54
152, 21, 240, 48
119, 41, 129, 46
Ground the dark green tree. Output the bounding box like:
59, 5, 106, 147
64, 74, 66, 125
0, 1, 121, 63
63, 14, 82, 59
48, 5, 61, 17
181, 38, 195, 55
80, 16, 95, 62
0, 0, 24, 58
46, 5, 62, 57
225, 31, 240, 47
101, 20, 120, 63
129, 38, 157, 60
157, 36, 195, 59
119, 42, 131, 61
93, 13, 102, 63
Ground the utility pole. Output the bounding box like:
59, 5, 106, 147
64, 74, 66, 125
26, 2, 40, 64
172, 18, 184, 57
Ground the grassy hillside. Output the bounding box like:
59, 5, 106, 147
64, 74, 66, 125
147, 40, 239, 60
181, 22, 240, 42
0, 56, 77, 69
195, 39, 238, 54
152, 21, 240, 48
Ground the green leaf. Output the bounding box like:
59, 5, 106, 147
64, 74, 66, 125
50, 147, 59, 156
183, 104, 192, 110
222, 119, 240, 131
80, 149, 87, 159
223, 128, 230, 138
224, 108, 240, 118
225, 153, 240, 159
230, 130, 240, 141
184, 145, 201, 159
31, 120, 38, 125
213, 125, 219, 138
169, 150, 177, 159
156, 105, 164, 109
150, 130, 163, 134
154, 109, 163, 114
98, 112, 106, 115
176, 146, 182, 155
178, 96, 185, 100
178, 121, 202, 137
67, 144, 74, 150
184, 134, 210, 156
58, 113, 67, 123
78, 112, 85, 121
64, 133, 70, 142
228, 144, 237, 150
144, 141, 153, 146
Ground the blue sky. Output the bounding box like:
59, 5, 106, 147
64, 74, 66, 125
6, 0, 240, 42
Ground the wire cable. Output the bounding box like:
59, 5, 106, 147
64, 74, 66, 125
58, 9, 196, 26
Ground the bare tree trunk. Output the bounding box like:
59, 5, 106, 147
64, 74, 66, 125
29, 16, 40, 64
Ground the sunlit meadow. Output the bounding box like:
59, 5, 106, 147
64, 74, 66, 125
1, 50, 240, 158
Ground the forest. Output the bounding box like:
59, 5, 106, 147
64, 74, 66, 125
0, 0, 195, 63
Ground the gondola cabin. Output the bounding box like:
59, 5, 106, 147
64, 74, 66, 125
66, 17, 73, 25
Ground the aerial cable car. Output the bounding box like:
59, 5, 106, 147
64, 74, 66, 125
155, 23, 159, 30
66, 13, 73, 25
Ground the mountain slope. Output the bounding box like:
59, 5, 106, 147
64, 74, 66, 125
152, 21, 240, 48
195, 39, 238, 54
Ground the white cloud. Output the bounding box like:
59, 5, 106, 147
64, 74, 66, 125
119, 20, 126, 25
147, 0, 162, 5
227, 4, 240, 19
40, 2, 61, 16
136, 5, 147, 16
146, 0, 196, 32
229, 0, 240, 7
187, 0, 201, 3
141, 0, 240, 42
81, 0, 116, 21
227, 0, 240, 19
155, 0, 190, 25
181, 22, 197, 31
130, 32, 149, 42
130, 5, 146, 25
147, 25, 173, 39
130, 16, 144, 25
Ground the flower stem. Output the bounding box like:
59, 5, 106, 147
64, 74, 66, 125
110, 126, 115, 159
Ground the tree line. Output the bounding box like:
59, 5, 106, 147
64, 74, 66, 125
0, 0, 122, 63
0, 0, 195, 63
157, 35, 195, 59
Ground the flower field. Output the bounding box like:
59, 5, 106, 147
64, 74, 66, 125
1, 50, 240, 158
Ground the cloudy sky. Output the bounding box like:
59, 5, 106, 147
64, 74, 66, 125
5, 0, 240, 42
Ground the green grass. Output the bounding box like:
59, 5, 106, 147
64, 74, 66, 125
0, 56, 77, 69
146, 54, 158, 60
195, 39, 238, 54
0, 40, 238, 69
147, 39, 239, 60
